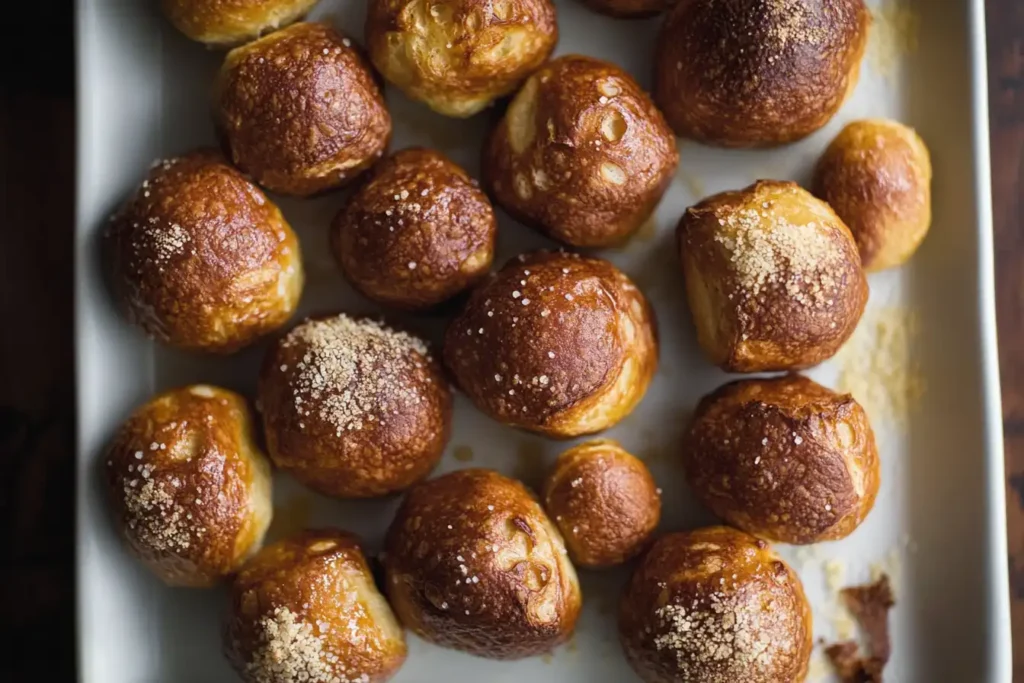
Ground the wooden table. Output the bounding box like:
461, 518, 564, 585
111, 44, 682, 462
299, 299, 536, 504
1, 0, 1023, 678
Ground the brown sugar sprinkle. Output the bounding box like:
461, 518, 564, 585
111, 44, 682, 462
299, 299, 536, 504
122, 475, 197, 553
247, 607, 367, 683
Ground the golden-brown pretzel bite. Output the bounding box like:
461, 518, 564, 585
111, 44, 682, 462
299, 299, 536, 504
259, 314, 451, 498
580, 0, 664, 19
444, 251, 658, 437
653, 0, 870, 147
484, 55, 678, 247
365, 0, 558, 117
619, 527, 812, 683
384, 469, 581, 659
676, 180, 867, 372
542, 439, 660, 568
683, 374, 879, 544
104, 385, 272, 587
813, 118, 933, 272
216, 22, 392, 196
224, 530, 407, 683
161, 0, 320, 46
331, 147, 497, 310
105, 149, 303, 353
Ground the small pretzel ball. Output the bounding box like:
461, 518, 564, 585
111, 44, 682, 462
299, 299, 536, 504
676, 180, 867, 372
619, 527, 813, 683
384, 469, 581, 659
216, 22, 391, 196
653, 0, 870, 146
484, 55, 678, 247
444, 251, 658, 438
542, 439, 661, 568
105, 149, 303, 353
104, 385, 272, 587
581, 0, 665, 19
161, 0, 320, 46
813, 118, 933, 272
331, 147, 497, 310
258, 314, 451, 498
224, 530, 407, 683
365, 0, 558, 117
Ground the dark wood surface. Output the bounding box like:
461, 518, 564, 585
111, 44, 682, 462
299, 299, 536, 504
0, 0, 1022, 679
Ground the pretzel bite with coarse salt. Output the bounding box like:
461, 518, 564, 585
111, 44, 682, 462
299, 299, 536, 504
331, 147, 497, 310
224, 530, 407, 683
444, 251, 658, 438
258, 314, 451, 498
384, 468, 581, 659
216, 22, 391, 196
104, 385, 272, 587
619, 527, 813, 683
484, 55, 678, 247
364, 0, 558, 118
161, 0, 321, 46
676, 180, 867, 372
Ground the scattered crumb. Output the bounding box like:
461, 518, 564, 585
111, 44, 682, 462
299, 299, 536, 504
825, 559, 847, 591
869, 0, 920, 80
824, 575, 896, 683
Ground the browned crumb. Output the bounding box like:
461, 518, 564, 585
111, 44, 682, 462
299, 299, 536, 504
824, 574, 896, 683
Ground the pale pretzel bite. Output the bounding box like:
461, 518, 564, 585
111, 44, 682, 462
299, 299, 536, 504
104, 385, 272, 587
365, 0, 558, 117
484, 55, 678, 247
161, 0, 321, 46
216, 22, 391, 196
443, 251, 658, 438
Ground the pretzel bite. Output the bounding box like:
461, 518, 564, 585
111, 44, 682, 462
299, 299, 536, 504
813, 118, 933, 272
444, 251, 657, 437
484, 55, 678, 247
653, 0, 870, 146
676, 180, 867, 372
384, 469, 581, 658
259, 314, 451, 498
225, 530, 406, 683
331, 147, 497, 310
216, 22, 391, 196
542, 439, 660, 568
161, 0, 320, 46
581, 0, 664, 19
365, 0, 557, 117
106, 150, 303, 353
619, 527, 812, 683
104, 385, 272, 587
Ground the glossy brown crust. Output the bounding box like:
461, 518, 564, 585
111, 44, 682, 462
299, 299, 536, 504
259, 314, 452, 498
161, 0, 320, 45
580, 0, 664, 18
331, 147, 497, 310
683, 374, 879, 544
619, 527, 812, 683
653, 0, 870, 147
542, 439, 660, 568
225, 530, 407, 683
365, 0, 558, 117
104, 386, 273, 587
216, 22, 392, 196
676, 180, 867, 372
484, 55, 678, 247
813, 118, 933, 272
106, 150, 303, 353
444, 251, 658, 437
384, 469, 581, 659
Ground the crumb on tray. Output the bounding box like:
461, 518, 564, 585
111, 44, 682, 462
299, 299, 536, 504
825, 574, 897, 683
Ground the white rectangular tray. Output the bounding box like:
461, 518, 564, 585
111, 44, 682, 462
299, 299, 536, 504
76, 0, 1011, 680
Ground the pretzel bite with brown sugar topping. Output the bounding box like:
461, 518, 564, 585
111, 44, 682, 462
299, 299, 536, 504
384, 468, 581, 658
543, 439, 660, 568
484, 55, 678, 247
225, 530, 407, 683
161, 0, 320, 46
104, 385, 272, 587
259, 314, 451, 498
683, 374, 879, 544
216, 22, 391, 196
365, 0, 557, 117
331, 147, 497, 310
677, 180, 867, 372
654, 0, 870, 147
444, 251, 657, 438
581, 0, 664, 19
105, 150, 303, 353
813, 118, 933, 272
619, 527, 812, 683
